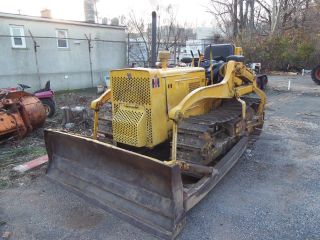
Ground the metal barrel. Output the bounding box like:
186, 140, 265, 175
44, 130, 186, 239
0, 91, 46, 140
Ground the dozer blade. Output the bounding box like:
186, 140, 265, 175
44, 130, 185, 239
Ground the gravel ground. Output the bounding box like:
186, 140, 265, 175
0, 74, 320, 240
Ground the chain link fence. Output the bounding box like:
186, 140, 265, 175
0, 34, 126, 90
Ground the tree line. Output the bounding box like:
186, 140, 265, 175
209, 0, 320, 70
123, 1, 319, 70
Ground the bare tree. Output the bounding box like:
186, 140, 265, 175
239, 0, 244, 34
249, 0, 255, 32
233, 0, 238, 37
207, 1, 234, 38
126, 5, 195, 66
127, 11, 151, 66
209, 0, 317, 38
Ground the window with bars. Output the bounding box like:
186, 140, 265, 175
10, 25, 26, 48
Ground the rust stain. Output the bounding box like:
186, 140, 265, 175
0, 90, 46, 141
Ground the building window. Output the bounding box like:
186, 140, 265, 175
56, 29, 68, 48
10, 25, 26, 48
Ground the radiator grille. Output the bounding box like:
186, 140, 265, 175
113, 108, 146, 147
146, 109, 152, 145
111, 76, 151, 105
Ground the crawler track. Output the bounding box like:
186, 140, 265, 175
96, 98, 262, 165
97, 102, 113, 143
175, 98, 261, 166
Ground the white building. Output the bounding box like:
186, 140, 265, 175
0, 11, 126, 91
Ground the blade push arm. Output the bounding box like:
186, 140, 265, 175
90, 89, 112, 139
168, 61, 266, 161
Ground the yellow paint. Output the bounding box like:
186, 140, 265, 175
106, 67, 207, 148
90, 45, 266, 153
169, 61, 266, 121
91, 89, 112, 140
235, 47, 243, 55
93, 111, 99, 139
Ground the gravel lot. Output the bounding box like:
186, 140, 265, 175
0, 74, 320, 240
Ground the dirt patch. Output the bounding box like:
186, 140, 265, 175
0, 88, 100, 189
64, 206, 104, 230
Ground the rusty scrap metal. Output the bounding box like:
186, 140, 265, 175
0, 90, 46, 142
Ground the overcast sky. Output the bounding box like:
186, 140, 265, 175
0, 0, 215, 27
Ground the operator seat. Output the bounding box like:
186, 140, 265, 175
204, 44, 245, 84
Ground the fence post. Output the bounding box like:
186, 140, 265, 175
28, 30, 41, 89
85, 33, 94, 88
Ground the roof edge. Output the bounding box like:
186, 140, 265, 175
0, 12, 126, 30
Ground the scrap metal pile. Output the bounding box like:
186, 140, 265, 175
0, 89, 46, 143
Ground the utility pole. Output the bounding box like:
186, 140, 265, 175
233, 0, 238, 38
28, 30, 41, 89
85, 34, 94, 88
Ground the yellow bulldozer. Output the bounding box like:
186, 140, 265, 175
45, 44, 266, 239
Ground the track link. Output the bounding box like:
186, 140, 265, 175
175, 98, 261, 165
96, 102, 113, 143
96, 98, 262, 165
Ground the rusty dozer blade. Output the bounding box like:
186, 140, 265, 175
44, 130, 186, 239
45, 129, 248, 239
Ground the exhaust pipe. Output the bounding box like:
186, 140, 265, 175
151, 11, 157, 68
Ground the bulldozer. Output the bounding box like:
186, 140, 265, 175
45, 44, 266, 239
